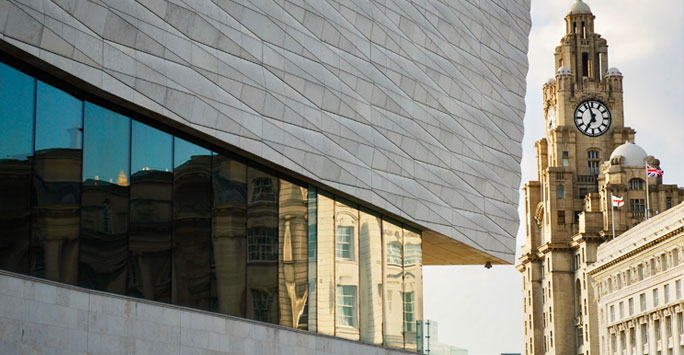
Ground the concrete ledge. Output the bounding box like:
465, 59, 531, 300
0, 270, 414, 355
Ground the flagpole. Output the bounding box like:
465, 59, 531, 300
611, 200, 615, 239
645, 165, 650, 219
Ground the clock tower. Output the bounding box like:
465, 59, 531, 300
516, 1, 683, 355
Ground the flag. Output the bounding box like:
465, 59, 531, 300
646, 165, 664, 177
611, 195, 624, 208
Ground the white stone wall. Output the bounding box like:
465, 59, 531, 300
0, 271, 414, 355
0, 0, 531, 263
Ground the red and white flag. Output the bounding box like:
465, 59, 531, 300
611, 195, 624, 208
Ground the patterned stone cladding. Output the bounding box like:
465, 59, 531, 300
0, 0, 531, 263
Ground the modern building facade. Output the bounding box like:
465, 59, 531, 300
0, 0, 531, 353
588, 203, 684, 355
517, 1, 684, 354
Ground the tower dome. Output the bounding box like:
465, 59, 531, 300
568, 0, 592, 15
610, 142, 648, 167
557, 66, 572, 75
606, 67, 622, 77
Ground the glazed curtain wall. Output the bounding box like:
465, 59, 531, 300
0, 61, 422, 349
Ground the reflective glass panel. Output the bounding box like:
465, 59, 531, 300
172, 138, 213, 310
307, 187, 317, 331
316, 191, 335, 335
80, 102, 130, 294
0, 62, 34, 273
212, 154, 247, 317
403, 225, 422, 350
278, 179, 308, 329
31, 82, 83, 284
335, 198, 359, 340
359, 208, 383, 344
246, 166, 278, 323
383, 218, 404, 348
127, 122, 172, 302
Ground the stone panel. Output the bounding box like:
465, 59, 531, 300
0, 272, 414, 355
0, 0, 531, 263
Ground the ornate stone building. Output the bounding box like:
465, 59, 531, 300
516, 1, 684, 354
588, 203, 684, 355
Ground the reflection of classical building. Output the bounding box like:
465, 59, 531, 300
0, 0, 532, 353
517, 2, 684, 354
588, 203, 684, 355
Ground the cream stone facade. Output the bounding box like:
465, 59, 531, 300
588, 203, 684, 355
516, 1, 684, 354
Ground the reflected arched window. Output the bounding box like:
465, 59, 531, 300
387, 242, 402, 266
629, 178, 644, 190
247, 227, 277, 261
557, 185, 565, 199
251, 177, 276, 202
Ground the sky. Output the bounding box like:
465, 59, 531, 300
423, 1, 684, 354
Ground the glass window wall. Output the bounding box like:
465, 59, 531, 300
31, 81, 83, 284
0, 62, 34, 273
335, 198, 360, 340
172, 138, 213, 310
246, 167, 278, 323
212, 154, 247, 317
128, 122, 172, 302
0, 60, 424, 350
80, 102, 130, 294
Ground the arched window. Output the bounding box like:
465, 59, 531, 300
587, 149, 600, 175
557, 185, 565, 199
629, 178, 644, 190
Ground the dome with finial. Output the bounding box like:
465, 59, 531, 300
610, 142, 647, 167
545, 77, 556, 85
557, 66, 572, 75
568, 0, 592, 15
606, 67, 622, 77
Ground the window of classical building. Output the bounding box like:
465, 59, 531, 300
679, 313, 684, 335
336, 285, 357, 327
640, 293, 646, 312
629, 178, 644, 190
587, 150, 600, 175
610, 333, 616, 354
674, 249, 680, 266
557, 185, 565, 199
630, 199, 646, 215
558, 210, 565, 225
654, 288, 660, 307
662, 254, 669, 271
610, 305, 615, 322
620, 331, 626, 352
619, 302, 624, 319
676, 280, 682, 299
638, 264, 645, 280
666, 316, 672, 338
642, 323, 649, 345
667, 197, 672, 209
655, 319, 661, 341
665, 284, 671, 303
629, 298, 634, 315
651, 259, 657, 276
630, 328, 636, 349
562, 151, 569, 166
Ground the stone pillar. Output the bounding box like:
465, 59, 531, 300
650, 315, 658, 355
674, 311, 681, 355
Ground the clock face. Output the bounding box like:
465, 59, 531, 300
574, 100, 611, 137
